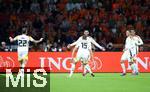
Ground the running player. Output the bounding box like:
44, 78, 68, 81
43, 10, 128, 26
67, 30, 105, 77
120, 30, 136, 76
130, 30, 143, 75
9, 28, 43, 76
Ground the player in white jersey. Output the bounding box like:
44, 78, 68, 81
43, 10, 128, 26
130, 30, 143, 74
120, 30, 136, 76
67, 30, 105, 77
9, 28, 43, 76
120, 30, 143, 76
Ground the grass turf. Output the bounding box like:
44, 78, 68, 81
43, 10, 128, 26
0, 73, 150, 92
50, 73, 150, 92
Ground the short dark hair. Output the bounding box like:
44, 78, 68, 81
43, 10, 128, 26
130, 29, 135, 32
22, 28, 27, 34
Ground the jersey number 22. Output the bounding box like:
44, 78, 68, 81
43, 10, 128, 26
18, 40, 27, 47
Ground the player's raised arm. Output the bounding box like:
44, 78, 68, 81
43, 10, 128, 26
135, 36, 144, 46
91, 38, 105, 51
29, 36, 43, 43
9, 36, 18, 42
67, 37, 82, 48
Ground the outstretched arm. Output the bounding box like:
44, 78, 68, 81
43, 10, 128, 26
135, 36, 143, 46
30, 37, 43, 43
67, 37, 82, 48
91, 38, 105, 51
9, 36, 18, 42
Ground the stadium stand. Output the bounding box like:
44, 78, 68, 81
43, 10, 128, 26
0, 0, 149, 51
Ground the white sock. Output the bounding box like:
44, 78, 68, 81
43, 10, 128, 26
21, 69, 24, 73
131, 64, 136, 73
121, 63, 126, 73
134, 57, 139, 73
20, 63, 24, 70
69, 63, 75, 77
83, 65, 87, 74
134, 63, 138, 73
85, 64, 92, 74
21, 60, 26, 69
21, 63, 25, 68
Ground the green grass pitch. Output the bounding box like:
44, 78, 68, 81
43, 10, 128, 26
0, 73, 150, 92
50, 73, 150, 92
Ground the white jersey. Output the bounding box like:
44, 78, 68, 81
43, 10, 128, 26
74, 36, 92, 63
125, 36, 135, 51
133, 35, 143, 53
75, 37, 91, 52
72, 36, 103, 50
75, 37, 91, 60
121, 36, 134, 62
71, 36, 103, 63
122, 35, 143, 62
124, 36, 141, 58
14, 34, 34, 52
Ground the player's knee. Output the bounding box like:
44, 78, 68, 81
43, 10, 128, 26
129, 62, 133, 65
19, 59, 23, 63
120, 60, 124, 64
71, 59, 76, 64
82, 62, 87, 66
132, 58, 136, 62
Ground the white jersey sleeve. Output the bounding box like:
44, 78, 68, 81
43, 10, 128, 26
13, 36, 19, 41
90, 37, 103, 50
125, 37, 129, 50
125, 37, 133, 50
70, 37, 82, 46
29, 36, 34, 42
134, 36, 143, 46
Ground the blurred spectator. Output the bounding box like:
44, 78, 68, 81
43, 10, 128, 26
0, 0, 149, 51
30, 0, 40, 13
0, 42, 8, 51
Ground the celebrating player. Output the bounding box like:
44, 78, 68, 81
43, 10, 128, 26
9, 28, 43, 76
67, 30, 105, 77
130, 30, 143, 74
120, 30, 135, 76
120, 30, 143, 76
